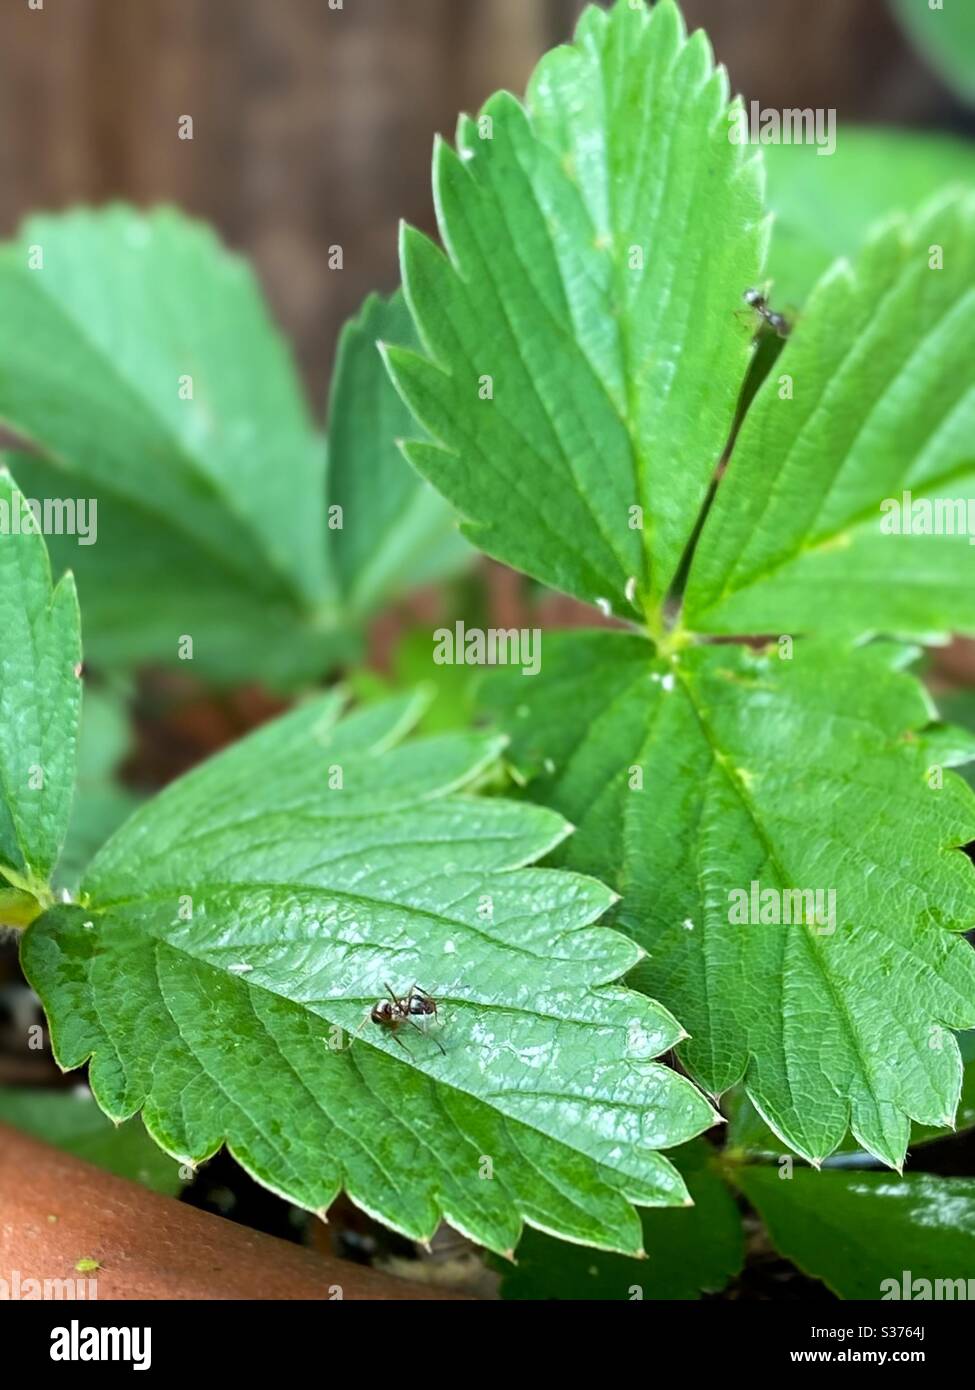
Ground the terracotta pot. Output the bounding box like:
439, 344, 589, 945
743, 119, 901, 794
0, 1124, 468, 1300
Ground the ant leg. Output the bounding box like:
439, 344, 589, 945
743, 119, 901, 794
406, 1017, 446, 1055
384, 982, 403, 1007
389, 1030, 414, 1058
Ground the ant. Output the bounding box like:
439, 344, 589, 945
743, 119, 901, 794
358, 983, 446, 1056
742, 287, 791, 338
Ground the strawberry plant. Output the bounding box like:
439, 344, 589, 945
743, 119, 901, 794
2, 0, 975, 1301
388, 0, 975, 1166
2, 466, 717, 1255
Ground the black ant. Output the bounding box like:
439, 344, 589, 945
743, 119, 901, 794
358, 983, 446, 1056
742, 287, 791, 338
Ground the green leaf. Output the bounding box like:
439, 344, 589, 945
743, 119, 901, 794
346, 626, 478, 735
327, 291, 469, 616
501, 1140, 742, 1299
937, 689, 975, 791
911, 1026, 975, 1143
386, 0, 765, 621
0, 883, 43, 930
684, 194, 975, 641
56, 687, 141, 894
5, 452, 353, 688
764, 127, 975, 307
729, 1030, 975, 1156
734, 1165, 975, 1299
891, 0, 975, 104
22, 691, 717, 1255
482, 630, 975, 1168
0, 1087, 182, 1197
0, 206, 338, 680
0, 467, 81, 892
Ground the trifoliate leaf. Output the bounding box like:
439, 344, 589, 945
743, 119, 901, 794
327, 291, 469, 616
0, 1087, 182, 1197
684, 194, 975, 640
483, 630, 975, 1168
734, 1166, 975, 1300
0, 468, 81, 893
501, 1140, 742, 1300
386, 0, 765, 620
22, 691, 717, 1255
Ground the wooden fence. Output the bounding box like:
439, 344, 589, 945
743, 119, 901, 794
0, 0, 962, 394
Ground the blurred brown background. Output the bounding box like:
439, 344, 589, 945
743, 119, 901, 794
0, 0, 970, 404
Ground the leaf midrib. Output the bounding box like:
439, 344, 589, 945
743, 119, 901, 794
674, 660, 891, 1152
84, 875, 613, 971
696, 275, 975, 618
72, 909, 679, 1195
